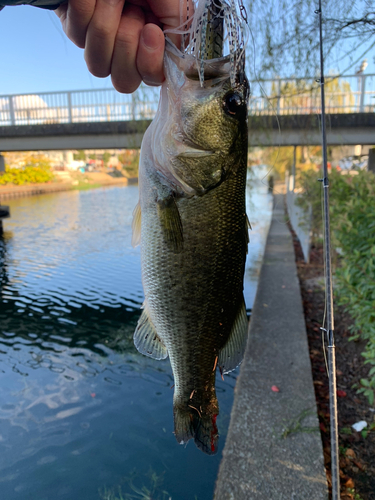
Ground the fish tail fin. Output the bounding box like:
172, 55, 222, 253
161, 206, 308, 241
194, 413, 219, 455
174, 406, 195, 444
174, 405, 219, 455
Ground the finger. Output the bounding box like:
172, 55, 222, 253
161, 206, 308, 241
55, 3, 67, 32
137, 24, 165, 87
57, 0, 96, 49
85, 0, 126, 78
111, 5, 145, 94
145, 0, 180, 29
145, 0, 194, 48
143, 9, 161, 27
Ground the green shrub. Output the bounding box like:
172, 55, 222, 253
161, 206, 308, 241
0, 163, 54, 185
118, 150, 140, 178
298, 169, 375, 404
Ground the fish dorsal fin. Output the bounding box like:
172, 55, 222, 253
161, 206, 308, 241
218, 299, 249, 374
132, 201, 142, 247
134, 306, 168, 360
157, 195, 183, 253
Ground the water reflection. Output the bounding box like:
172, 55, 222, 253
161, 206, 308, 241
0, 179, 271, 499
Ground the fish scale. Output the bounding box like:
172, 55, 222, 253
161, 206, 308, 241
133, 0, 249, 454
140, 155, 247, 448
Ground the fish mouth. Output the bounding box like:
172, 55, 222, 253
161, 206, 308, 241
165, 37, 246, 93
165, 38, 233, 81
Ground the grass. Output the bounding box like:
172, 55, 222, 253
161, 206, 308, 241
72, 182, 103, 191
281, 408, 319, 438
99, 469, 171, 500
347, 488, 365, 500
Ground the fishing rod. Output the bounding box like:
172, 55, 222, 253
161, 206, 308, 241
315, 1, 340, 498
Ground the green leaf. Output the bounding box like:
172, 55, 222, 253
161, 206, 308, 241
340, 427, 352, 435
361, 429, 368, 439
368, 390, 374, 406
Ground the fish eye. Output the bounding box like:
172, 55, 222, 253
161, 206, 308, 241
223, 92, 244, 117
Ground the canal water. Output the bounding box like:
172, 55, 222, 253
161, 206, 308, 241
0, 167, 272, 500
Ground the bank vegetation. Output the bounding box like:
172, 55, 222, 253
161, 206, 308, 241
0, 154, 54, 185
297, 169, 375, 404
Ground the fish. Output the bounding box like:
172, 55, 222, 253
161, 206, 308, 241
132, 0, 249, 455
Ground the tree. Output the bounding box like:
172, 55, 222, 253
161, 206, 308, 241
245, 0, 375, 79
119, 150, 140, 178
268, 75, 355, 113
74, 150, 86, 161
260, 145, 322, 178
102, 152, 111, 166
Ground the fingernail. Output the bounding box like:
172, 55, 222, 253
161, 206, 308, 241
143, 78, 165, 87
141, 25, 161, 50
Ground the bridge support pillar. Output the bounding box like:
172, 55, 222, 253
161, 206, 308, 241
368, 148, 375, 173
288, 146, 297, 192
291, 146, 296, 191
0, 154, 8, 234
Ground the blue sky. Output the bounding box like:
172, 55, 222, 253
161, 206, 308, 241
0, 5, 113, 95
0, 3, 374, 96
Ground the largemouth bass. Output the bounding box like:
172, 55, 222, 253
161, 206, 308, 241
132, 0, 249, 455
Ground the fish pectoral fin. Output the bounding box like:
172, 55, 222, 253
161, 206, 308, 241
134, 308, 168, 360
218, 299, 249, 374
157, 195, 183, 253
131, 201, 142, 247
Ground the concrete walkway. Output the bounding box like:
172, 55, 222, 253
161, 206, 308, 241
214, 195, 328, 499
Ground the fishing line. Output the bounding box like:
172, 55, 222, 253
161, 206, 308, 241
246, 21, 283, 198
244, 25, 294, 256
243, 3, 296, 206
319, 170, 329, 377
316, 1, 340, 498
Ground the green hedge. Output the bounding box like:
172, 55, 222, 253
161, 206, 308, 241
298, 169, 375, 404
0, 165, 54, 185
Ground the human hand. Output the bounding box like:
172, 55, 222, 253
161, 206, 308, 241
56, 0, 180, 93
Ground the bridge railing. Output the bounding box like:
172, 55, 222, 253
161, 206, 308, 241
0, 74, 374, 127
0, 86, 161, 127
249, 74, 375, 115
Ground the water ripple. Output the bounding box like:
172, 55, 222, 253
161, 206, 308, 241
0, 181, 273, 500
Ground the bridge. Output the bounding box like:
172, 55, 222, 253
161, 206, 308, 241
0, 73, 374, 150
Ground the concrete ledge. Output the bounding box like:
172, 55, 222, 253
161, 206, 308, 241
1, 114, 372, 150
0, 120, 151, 151
249, 112, 375, 130
214, 195, 328, 499
0, 120, 151, 138
0, 178, 128, 200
